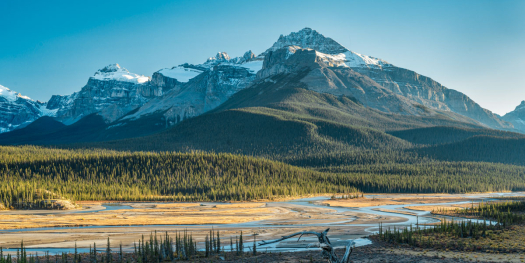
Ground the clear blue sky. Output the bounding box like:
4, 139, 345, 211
1, 0, 524, 115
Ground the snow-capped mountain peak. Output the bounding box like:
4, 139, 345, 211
92, 63, 150, 84
192, 50, 264, 72
242, 50, 256, 61
261, 28, 391, 70
98, 63, 122, 73
0, 84, 56, 133
263, 27, 349, 56
207, 52, 231, 63
0, 85, 32, 102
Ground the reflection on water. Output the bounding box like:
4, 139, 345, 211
101, 204, 134, 211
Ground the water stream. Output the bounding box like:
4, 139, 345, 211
1, 192, 524, 255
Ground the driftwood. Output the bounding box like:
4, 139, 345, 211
258, 228, 355, 263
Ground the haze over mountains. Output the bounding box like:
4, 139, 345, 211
1, 28, 525, 149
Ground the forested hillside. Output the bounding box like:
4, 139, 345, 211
2, 146, 525, 208
88, 107, 414, 157
79, 84, 490, 157
389, 126, 525, 145
0, 146, 361, 208
414, 135, 525, 166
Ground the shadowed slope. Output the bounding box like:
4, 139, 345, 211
389, 126, 525, 145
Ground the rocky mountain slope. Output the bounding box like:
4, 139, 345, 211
261, 28, 512, 130
0, 85, 56, 133
47, 64, 161, 124
503, 101, 525, 131
117, 51, 263, 127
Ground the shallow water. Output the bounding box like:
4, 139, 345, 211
2, 192, 524, 255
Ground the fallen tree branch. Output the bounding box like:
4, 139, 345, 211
258, 228, 356, 263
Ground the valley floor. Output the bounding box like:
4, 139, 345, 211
1, 193, 524, 262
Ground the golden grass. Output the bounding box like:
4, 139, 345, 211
0, 204, 280, 230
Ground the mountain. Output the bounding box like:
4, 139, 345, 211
0, 85, 56, 133
39, 51, 262, 131
81, 70, 486, 156
414, 135, 525, 166
0, 27, 518, 149
503, 101, 525, 131
258, 28, 512, 131
0, 52, 265, 144
116, 51, 263, 127
0, 116, 65, 144
0, 114, 107, 145
47, 64, 161, 125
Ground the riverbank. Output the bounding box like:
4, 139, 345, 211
1, 192, 524, 258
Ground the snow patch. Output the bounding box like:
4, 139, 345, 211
39, 106, 58, 117
239, 60, 263, 74
92, 64, 150, 84
315, 51, 391, 69
158, 67, 203, 82
106, 122, 125, 130
0, 85, 33, 102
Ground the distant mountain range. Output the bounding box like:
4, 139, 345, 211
0, 85, 56, 133
1, 27, 524, 148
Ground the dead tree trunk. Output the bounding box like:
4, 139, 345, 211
258, 228, 355, 263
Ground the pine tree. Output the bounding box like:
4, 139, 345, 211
216, 230, 220, 254
106, 237, 111, 263
239, 231, 243, 254
253, 234, 257, 256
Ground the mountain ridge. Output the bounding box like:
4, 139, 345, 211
0, 27, 521, 143
503, 100, 525, 131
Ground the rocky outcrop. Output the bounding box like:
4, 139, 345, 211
262, 27, 348, 55
47, 95, 72, 110
53, 199, 78, 210
151, 72, 181, 94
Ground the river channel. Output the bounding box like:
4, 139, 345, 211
1, 192, 523, 255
